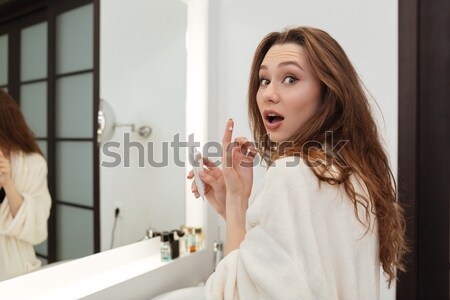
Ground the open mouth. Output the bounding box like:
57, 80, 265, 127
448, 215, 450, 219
263, 110, 285, 130
267, 114, 285, 124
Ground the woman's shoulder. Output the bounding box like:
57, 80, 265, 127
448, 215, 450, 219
253, 156, 329, 213
270, 155, 344, 181
267, 156, 315, 175
12, 151, 47, 167
265, 156, 319, 186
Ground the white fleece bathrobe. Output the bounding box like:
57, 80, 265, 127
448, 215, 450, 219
205, 156, 380, 300
0, 152, 51, 281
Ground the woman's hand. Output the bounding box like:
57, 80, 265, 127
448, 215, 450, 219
0, 150, 12, 187
221, 119, 257, 210
0, 150, 23, 217
222, 119, 256, 255
187, 157, 227, 220
186, 119, 257, 221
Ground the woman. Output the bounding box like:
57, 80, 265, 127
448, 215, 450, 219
188, 26, 408, 300
0, 89, 51, 281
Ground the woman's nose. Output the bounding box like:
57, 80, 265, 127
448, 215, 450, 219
263, 83, 280, 103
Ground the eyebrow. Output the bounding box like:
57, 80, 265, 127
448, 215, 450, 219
259, 61, 305, 72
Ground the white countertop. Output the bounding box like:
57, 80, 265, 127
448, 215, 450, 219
0, 238, 167, 300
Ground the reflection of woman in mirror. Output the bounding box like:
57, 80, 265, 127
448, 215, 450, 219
188, 27, 408, 299
0, 90, 51, 281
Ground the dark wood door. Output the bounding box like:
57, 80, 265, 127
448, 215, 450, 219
398, 0, 449, 299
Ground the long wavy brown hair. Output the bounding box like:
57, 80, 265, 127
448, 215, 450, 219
248, 27, 409, 287
0, 89, 43, 156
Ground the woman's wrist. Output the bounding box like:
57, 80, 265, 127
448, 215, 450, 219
225, 203, 246, 255
226, 193, 248, 215
3, 181, 24, 217
3, 180, 15, 190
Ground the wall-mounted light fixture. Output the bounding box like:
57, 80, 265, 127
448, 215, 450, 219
97, 99, 152, 146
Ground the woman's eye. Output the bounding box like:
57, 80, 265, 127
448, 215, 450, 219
259, 78, 270, 86
283, 76, 297, 84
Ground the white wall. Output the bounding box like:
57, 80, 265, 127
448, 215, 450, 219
207, 0, 398, 299
100, 0, 188, 250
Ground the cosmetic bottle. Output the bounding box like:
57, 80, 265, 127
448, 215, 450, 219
187, 227, 197, 253
179, 226, 188, 255
175, 229, 187, 255
169, 231, 180, 259
160, 231, 172, 262
195, 227, 204, 250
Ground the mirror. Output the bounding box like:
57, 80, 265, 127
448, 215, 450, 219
1, 0, 212, 279
99, 0, 188, 251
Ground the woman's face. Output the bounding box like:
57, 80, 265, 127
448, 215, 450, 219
256, 43, 322, 143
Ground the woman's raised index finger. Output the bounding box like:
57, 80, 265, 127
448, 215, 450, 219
222, 119, 234, 167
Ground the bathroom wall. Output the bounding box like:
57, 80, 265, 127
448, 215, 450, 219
100, 0, 187, 250
207, 0, 398, 299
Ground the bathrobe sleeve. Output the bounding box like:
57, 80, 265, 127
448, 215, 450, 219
0, 153, 51, 245
205, 160, 334, 300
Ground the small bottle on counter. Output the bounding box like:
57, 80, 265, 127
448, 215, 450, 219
175, 229, 187, 256
179, 226, 188, 254
186, 227, 197, 253
195, 227, 204, 251
169, 231, 180, 259
160, 231, 172, 262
